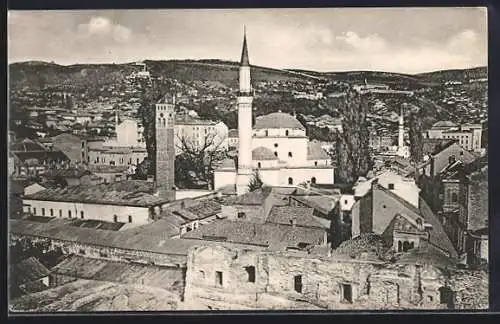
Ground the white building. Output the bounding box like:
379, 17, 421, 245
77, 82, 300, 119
425, 121, 482, 152
214, 32, 334, 195
174, 117, 229, 156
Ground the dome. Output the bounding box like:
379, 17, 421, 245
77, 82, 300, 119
252, 147, 278, 160
432, 121, 457, 129
254, 112, 305, 130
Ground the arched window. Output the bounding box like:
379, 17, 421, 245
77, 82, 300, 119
257, 162, 261, 168
398, 241, 402, 252
288, 152, 293, 158
314, 161, 318, 166
311, 177, 317, 184
402, 241, 411, 252
285, 130, 289, 136
265, 130, 269, 136
409, 242, 415, 250
274, 143, 278, 148
451, 192, 458, 203
113, 215, 118, 222
288, 177, 293, 185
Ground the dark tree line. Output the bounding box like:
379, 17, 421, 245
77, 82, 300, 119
334, 91, 372, 184
408, 111, 424, 163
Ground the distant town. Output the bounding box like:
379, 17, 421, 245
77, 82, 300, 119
8, 31, 488, 311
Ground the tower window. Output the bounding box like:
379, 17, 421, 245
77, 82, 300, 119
80, 211, 84, 219
41, 208, 45, 216
245, 266, 256, 283
288, 152, 293, 158
265, 130, 269, 137
59, 210, 62, 217
288, 177, 293, 185
285, 130, 289, 136
215, 271, 223, 287
311, 177, 317, 184
113, 215, 118, 222
314, 161, 318, 166
68, 210, 72, 218
257, 162, 261, 168
274, 151, 278, 157
294, 275, 302, 293
274, 143, 278, 148
388, 183, 395, 190
128, 215, 133, 223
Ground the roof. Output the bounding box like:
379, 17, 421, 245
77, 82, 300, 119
266, 206, 329, 229
51, 133, 83, 143
240, 31, 250, 66
432, 121, 458, 129
307, 141, 330, 160
175, 116, 219, 126
252, 147, 278, 160
23, 180, 172, 207
10, 138, 46, 152
14, 257, 50, 284
183, 199, 222, 219
254, 112, 305, 131
290, 194, 339, 216
44, 167, 93, 179
223, 187, 273, 206
89, 165, 129, 173
9, 218, 260, 256
422, 139, 456, 157
181, 219, 326, 250
10, 151, 70, 164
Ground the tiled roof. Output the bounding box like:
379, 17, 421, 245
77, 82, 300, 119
183, 199, 222, 219
253, 147, 278, 160
23, 180, 171, 207
10, 138, 46, 152
290, 194, 339, 216
44, 167, 93, 179
254, 112, 305, 130
14, 257, 50, 284
223, 187, 273, 206
307, 141, 330, 160
422, 139, 456, 157
10, 218, 260, 256
89, 165, 129, 173
11, 151, 70, 164
266, 206, 328, 229
181, 219, 326, 250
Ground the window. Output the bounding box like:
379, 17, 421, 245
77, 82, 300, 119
128, 215, 132, 223
79, 249, 86, 255
274, 151, 278, 157
59, 210, 62, 217
257, 162, 261, 168
285, 130, 289, 136
274, 143, 278, 148
388, 183, 395, 190
265, 130, 269, 137
314, 161, 318, 166
288, 152, 293, 158
82, 152, 85, 158
311, 177, 317, 184
199, 270, 205, 279
448, 155, 456, 164
238, 212, 246, 219
82, 142, 85, 148
342, 284, 353, 303
452, 192, 458, 203
41, 208, 45, 216
245, 266, 256, 283
68, 210, 72, 218
460, 151, 464, 156
398, 241, 403, 252
294, 275, 302, 293
344, 200, 348, 205
50, 209, 54, 217
215, 271, 223, 287
113, 215, 118, 222
80, 211, 84, 219
288, 177, 293, 185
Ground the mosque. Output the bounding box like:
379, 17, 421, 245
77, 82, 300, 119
213, 31, 335, 195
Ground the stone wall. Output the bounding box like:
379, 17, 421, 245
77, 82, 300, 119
184, 246, 485, 310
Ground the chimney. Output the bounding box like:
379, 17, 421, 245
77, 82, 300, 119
147, 175, 154, 182
371, 178, 379, 189
290, 218, 296, 227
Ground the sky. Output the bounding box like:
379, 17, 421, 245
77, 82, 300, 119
8, 8, 488, 74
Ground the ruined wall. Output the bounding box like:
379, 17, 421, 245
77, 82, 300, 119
184, 246, 463, 310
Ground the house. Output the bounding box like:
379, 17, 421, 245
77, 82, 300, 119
351, 180, 458, 259
50, 133, 88, 165
425, 121, 482, 152
418, 141, 477, 178
10, 257, 51, 297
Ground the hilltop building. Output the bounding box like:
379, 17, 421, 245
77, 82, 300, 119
214, 31, 334, 195
425, 121, 483, 152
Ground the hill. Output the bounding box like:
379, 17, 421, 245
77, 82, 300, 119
415, 66, 487, 83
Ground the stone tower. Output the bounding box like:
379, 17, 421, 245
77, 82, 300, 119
236, 28, 254, 196
155, 95, 176, 201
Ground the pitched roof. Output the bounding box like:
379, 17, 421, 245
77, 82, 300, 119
23, 180, 171, 207
9, 218, 260, 256
223, 187, 273, 206
181, 219, 326, 250
10, 151, 70, 164
14, 257, 50, 284
252, 147, 278, 160
266, 206, 327, 229
240, 31, 250, 66
290, 194, 339, 216
432, 121, 458, 129
254, 112, 305, 130
422, 139, 456, 157
10, 138, 46, 152
307, 141, 330, 160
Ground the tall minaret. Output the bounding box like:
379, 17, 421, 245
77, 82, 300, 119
398, 105, 404, 150
155, 95, 176, 201
236, 27, 254, 196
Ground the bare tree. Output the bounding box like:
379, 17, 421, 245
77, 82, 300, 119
175, 131, 227, 189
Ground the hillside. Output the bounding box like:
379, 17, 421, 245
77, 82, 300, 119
9, 60, 319, 91
416, 66, 487, 83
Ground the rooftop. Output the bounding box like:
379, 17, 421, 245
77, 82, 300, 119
22, 180, 171, 207
266, 206, 330, 229
13, 257, 50, 285
431, 121, 458, 129
10, 138, 46, 153
254, 112, 305, 131
253, 147, 278, 161
222, 187, 273, 206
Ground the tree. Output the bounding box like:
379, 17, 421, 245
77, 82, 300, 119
248, 170, 264, 192
334, 90, 372, 184
408, 111, 424, 163
175, 131, 227, 190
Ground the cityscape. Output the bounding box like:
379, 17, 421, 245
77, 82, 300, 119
8, 8, 488, 312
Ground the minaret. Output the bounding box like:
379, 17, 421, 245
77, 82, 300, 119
236, 27, 254, 196
398, 105, 404, 150
155, 94, 176, 201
